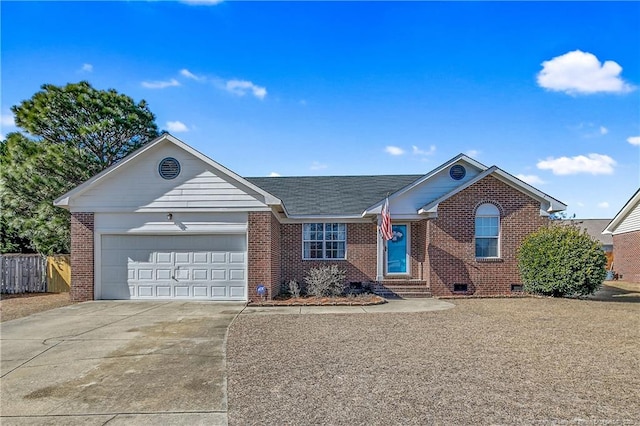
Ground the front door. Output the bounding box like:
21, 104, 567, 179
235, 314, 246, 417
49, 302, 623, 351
386, 224, 408, 274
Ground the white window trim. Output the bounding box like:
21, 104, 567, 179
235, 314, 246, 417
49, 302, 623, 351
475, 204, 501, 259
301, 223, 347, 260
385, 222, 411, 276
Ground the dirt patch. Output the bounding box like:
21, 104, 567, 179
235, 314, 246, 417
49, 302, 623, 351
228, 296, 640, 425
0, 292, 76, 322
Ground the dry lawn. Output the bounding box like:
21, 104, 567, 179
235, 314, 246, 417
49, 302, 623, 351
228, 286, 640, 425
0, 292, 76, 322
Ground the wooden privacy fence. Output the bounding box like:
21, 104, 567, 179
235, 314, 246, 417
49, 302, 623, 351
47, 255, 71, 293
1, 254, 47, 294
0, 254, 71, 294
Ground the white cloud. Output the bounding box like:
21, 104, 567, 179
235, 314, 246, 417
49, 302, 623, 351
599, 126, 608, 135
0, 133, 4, 140
180, 0, 223, 5
180, 69, 204, 81
412, 145, 436, 156
627, 136, 640, 146
537, 50, 634, 95
269, 172, 281, 177
310, 161, 327, 171
80, 63, 93, 73
537, 153, 616, 175
385, 146, 405, 156
166, 121, 189, 133
225, 79, 267, 99
141, 78, 180, 89
465, 149, 480, 158
515, 174, 545, 185
597, 201, 610, 209
1, 113, 15, 127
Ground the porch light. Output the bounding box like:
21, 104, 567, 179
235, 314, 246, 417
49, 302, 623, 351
167, 213, 173, 221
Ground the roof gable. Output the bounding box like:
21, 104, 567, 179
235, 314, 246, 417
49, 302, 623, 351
417, 166, 566, 216
603, 188, 640, 234
54, 134, 281, 212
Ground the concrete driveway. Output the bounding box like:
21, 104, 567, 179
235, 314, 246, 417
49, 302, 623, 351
0, 301, 245, 425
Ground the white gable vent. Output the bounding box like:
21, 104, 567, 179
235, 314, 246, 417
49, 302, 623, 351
158, 157, 181, 180
449, 165, 466, 180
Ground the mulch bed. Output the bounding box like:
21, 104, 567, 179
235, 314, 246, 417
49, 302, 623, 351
248, 294, 386, 306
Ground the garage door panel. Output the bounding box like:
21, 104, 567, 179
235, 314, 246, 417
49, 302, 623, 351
193, 286, 208, 297
156, 269, 171, 280
193, 253, 208, 263
212, 269, 226, 280
229, 269, 245, 280
101, 235, 246, 301
211, 286, 226, 297
192, 269, 208, 280
229, 286, 245, 298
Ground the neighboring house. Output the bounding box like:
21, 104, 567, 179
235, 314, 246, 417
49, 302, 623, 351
562, 219, 613, 269
54, 134, 566, 302
603, 189, 640, 283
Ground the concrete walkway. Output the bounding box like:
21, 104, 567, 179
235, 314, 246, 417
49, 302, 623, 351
241, 298, 456, 315
1, 301, 245, 425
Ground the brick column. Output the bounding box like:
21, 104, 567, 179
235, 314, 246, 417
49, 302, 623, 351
247, 211, 281, 301
70, 212, 94, 301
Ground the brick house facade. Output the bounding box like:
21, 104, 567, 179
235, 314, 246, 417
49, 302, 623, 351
604, 189, 640, 283
56, 134, 566, 301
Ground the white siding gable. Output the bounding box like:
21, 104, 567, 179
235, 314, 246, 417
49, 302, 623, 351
390, 162, 482, 219
614, 200, 640, 234
70, 141, 270, 212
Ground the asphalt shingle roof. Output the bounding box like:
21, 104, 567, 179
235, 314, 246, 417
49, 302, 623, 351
562, 219, 613, 246
246, 175, 423, 216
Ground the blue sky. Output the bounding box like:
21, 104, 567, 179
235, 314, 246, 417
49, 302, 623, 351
2, 1, 639, 219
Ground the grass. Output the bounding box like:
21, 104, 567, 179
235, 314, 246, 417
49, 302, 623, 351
227, 289, 640, 425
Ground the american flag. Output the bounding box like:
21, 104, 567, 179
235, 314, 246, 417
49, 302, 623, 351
380, 197, 393, 241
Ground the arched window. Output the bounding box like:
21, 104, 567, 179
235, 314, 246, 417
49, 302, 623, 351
475, 203, 500, 258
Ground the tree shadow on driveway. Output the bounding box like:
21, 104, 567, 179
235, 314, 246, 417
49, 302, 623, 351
586, 281, 640, 303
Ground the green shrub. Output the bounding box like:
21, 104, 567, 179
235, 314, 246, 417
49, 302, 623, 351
304, 265, 347, 297
518, 224, 607, 297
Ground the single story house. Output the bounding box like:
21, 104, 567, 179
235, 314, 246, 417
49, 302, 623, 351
603, 189, 640, 283
54, 134, 566, 302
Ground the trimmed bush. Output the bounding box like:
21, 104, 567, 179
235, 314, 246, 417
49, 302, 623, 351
288, 279, 301, 298
304, 265, 347, 297
518, 224, 607, 297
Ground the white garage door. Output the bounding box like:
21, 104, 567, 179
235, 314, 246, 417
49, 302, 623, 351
100, 235, 246, 300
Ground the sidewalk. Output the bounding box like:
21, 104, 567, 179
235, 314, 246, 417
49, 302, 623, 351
241, 298, 455, 316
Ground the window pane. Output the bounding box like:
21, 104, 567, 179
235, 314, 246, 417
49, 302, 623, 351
303, 223, 346, 259
326, 241, 346, 259
476, 238, 498, 257
475, 217, 498, 237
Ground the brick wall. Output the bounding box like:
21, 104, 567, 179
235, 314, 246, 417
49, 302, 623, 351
613, 231, 640, 283
428, 175, 547, 296
70, 212, 94, 301
280, 222, 378, 285
247, 211, 282, 300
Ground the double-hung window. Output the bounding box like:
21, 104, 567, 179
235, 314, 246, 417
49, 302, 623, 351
303, 223, 346, 260
475, 203, 500, 258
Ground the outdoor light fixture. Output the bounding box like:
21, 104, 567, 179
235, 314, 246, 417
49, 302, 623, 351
167, 213, 173, 221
